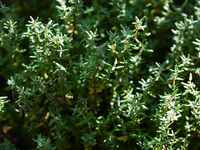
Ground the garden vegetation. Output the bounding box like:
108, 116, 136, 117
1, 0, 200, 149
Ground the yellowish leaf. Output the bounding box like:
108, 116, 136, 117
89, 87, 94, 94
117, 135, 128, 142
3, 125, 12, 133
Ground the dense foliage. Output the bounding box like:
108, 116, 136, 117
1, 0, 200, 149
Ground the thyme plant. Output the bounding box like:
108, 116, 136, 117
1, 0, 200, 149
